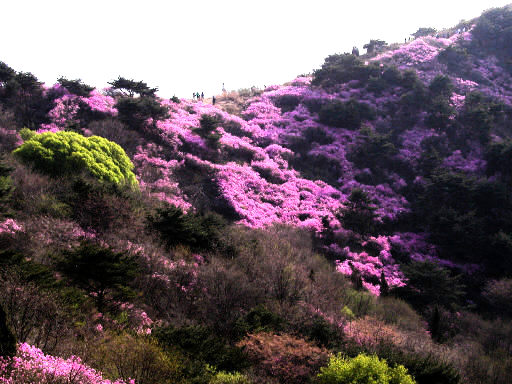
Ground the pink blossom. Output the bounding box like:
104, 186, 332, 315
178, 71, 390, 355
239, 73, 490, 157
0, 343, 131, 384
0, 219, 23, 236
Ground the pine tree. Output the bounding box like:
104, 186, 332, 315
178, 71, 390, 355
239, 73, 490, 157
0, 303, 16, 358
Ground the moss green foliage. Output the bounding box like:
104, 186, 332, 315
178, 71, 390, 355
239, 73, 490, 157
317, 354, 416, 384
209, 370, 252, 384
19, 127, 36, 141
0, 302, 16, 358
13, 131, 137, 186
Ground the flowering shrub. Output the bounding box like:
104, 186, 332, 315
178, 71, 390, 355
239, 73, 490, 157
0, 219, 22, 236
0, 343, 131, 384
335, 235, 406, 296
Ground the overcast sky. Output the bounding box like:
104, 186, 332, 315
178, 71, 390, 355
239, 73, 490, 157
1, 0, 510, 98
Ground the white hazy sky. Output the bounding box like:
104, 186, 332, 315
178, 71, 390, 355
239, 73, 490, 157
1, 0, 510, 98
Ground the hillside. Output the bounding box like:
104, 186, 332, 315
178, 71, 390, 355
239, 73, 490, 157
1, 5, 512, 384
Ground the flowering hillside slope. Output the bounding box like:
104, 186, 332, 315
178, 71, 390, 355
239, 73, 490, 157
12, 17, 511, 296
2, 6, 512, 384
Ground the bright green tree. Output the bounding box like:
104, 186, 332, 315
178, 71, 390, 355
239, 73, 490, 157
317, 354, 416, 384
13, 131, 137, 186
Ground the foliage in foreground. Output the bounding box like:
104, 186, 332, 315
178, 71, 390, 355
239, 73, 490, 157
317, 353, 416, 384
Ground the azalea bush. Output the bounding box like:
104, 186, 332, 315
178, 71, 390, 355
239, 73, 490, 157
0, 342, 131, 384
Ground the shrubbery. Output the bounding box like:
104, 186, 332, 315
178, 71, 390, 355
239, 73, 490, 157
148, 203, 226, 251
312, 54, 380, 88
317, 353, 416, 384
13, 131, 137, 186
472, 6, 512, 58
318, 99, 375, 130
238, 332, 329, 383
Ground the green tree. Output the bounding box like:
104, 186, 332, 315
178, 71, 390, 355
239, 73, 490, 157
319, 99, 375, 130
429, 75, 454, 98
57, 77, 94, 97
486, 139, 512, 187
13, 131, 137, 186
312, 54, 380, 87
149, 204, 226, 251
364, 39, 388, 54
0, 61, 15, 85
392, 262, 465, 310
116, 97, 168, 132
317, 353, 416, 384
109, 76, 158, 98
412, 27, 437, 38
2, 72, 52, 128
337, 188, 377, 236
56, 242, 139, 312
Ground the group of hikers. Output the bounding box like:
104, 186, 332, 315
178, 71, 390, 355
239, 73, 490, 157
192, 92, 217, 105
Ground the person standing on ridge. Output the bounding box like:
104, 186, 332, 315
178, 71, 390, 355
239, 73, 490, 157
201, 92, 204, 100
212, 95, 216, 105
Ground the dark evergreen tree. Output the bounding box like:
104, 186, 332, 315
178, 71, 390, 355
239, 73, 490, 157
0, 303, 16, 358
57, 77, 94, 97
57, 242, 139, 312
380, 271, 389, 297
116, 97, 168, 132
337, 188, 377, 236
109, 76, 158, 98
